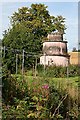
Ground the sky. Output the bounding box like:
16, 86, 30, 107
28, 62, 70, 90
0, 1, 78, 51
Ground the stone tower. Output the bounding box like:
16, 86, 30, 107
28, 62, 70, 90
40, 32, 70, 66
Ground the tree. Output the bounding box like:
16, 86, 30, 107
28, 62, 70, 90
2, 3, 66, 73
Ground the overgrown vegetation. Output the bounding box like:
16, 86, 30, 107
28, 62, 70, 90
37, 64, 79, 78
2, 71, 79, 119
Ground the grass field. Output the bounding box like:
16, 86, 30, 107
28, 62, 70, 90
13, 74, 79, 100
14, 74, 78, 86
13, 74, 79, 87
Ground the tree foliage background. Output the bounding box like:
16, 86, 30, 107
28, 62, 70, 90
2, 3, 66, 72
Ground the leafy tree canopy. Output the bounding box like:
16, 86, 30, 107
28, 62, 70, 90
2, 3, 66, 72
3, 4, 66, 46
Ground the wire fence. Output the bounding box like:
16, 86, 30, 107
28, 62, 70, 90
1, 45, 78, 81
1, 46, 43, 76
1, 46, 70, 78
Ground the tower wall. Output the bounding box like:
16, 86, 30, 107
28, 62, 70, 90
40, 32, 70, 66
43, 41, 67, 55
40, 55, 69, 66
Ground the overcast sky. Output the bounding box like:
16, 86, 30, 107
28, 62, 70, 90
0, 1, 79, 51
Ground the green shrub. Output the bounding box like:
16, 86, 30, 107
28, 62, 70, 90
37, 64, 79, 78
68, 65, 79, 77
2, 73, 29, 105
